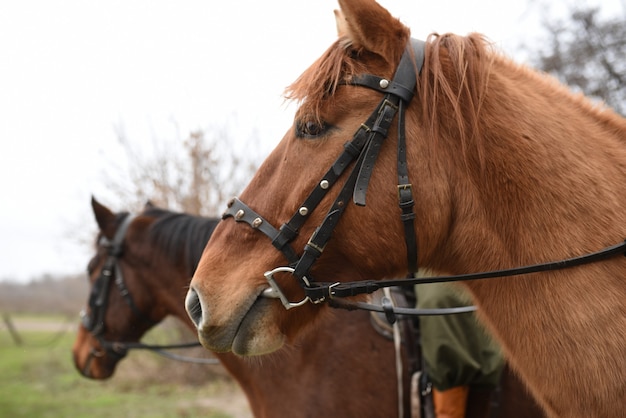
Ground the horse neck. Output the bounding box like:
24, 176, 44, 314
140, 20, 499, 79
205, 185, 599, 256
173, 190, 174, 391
425, 55, 626, 274
421, 56, 626, 417
142, 213, 217, 328
133, 232, 197, 329
140, 263, 192, 329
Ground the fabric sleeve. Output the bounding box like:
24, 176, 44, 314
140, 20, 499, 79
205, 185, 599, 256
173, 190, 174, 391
415, 282, 505, 391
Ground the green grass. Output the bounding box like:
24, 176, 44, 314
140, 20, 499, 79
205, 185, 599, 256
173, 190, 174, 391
0, 315, 246, 418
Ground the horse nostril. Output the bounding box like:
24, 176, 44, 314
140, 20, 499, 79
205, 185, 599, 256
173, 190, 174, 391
185, 287, 203, 328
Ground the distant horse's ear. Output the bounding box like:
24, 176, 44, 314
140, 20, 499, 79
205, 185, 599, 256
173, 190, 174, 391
336, 0, 409, 65
91, 196, 116, 239
144, 200, 156, 210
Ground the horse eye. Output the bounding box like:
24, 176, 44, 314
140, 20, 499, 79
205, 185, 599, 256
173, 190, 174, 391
296, 120, 328, 139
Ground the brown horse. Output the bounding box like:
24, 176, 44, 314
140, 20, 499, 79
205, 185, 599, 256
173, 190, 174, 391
185, 0, 626, 417
73, 198, 543, 418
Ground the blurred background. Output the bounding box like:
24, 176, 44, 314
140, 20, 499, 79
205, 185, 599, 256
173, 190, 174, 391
1, 0, 624, 416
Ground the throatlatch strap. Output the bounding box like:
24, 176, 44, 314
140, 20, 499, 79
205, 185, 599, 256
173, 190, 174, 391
396, 100, 418, 274
395, 39, 423, 275
113, 262, 155, 326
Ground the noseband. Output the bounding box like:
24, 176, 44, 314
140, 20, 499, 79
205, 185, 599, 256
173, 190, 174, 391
223, 38, 626, 314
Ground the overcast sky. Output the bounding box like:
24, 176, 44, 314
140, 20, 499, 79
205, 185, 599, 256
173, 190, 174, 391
0, 0, 620, 283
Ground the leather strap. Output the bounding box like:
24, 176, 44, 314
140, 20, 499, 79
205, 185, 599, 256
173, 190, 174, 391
350, 74, 415, 102
396, 100, 418, 274
353, 97, 400, 205
351, 40, 424, 207
223, 197, 300, 265
304, 240, 626, 302
349, 40, 424, 272
293, 146, 368, 280
83, 213, 135, 334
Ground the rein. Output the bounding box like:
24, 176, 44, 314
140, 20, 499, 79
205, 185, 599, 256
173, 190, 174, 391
81, 213, 217, 367
320, 240, 626, 300
222, 37, 626, 315
97, 339, 218, 365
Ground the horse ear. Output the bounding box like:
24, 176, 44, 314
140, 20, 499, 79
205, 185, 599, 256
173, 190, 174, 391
334, 9, 348, 38
91, 196, 117, 238
144, 200, 156, 210
336, 0, 409, 65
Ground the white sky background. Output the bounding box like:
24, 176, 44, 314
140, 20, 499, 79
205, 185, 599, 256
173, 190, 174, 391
0, 0, 621, 283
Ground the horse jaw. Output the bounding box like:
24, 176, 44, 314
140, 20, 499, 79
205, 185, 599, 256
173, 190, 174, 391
231, 297, 286, 355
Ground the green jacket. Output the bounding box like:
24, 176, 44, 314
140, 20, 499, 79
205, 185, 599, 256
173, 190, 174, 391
415, 282, 504, 391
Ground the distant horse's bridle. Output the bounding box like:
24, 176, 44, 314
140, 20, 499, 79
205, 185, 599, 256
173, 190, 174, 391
80, 213, 215, 376
81, 213, 151, 362
223, 38, 626, 316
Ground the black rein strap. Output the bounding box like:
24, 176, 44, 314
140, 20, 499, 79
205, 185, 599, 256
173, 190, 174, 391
306, 240, 626, 302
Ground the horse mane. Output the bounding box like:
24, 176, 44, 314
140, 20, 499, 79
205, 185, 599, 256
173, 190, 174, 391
284, 39, 368, 124
420, 32, 494, 167
141, 206, 219, 277
421, 32, 626, 167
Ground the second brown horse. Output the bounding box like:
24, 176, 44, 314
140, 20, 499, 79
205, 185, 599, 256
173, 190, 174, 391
72, 198, 542, 418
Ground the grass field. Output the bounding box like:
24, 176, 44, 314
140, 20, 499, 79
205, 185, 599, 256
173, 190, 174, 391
0, 315, 250, 418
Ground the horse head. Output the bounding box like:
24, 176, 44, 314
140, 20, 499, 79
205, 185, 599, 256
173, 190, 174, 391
186, 0, 442, 355
72, 198, 180, 378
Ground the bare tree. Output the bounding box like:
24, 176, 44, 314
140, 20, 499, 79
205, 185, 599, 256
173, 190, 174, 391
527, 5, 626, 116
106, 122, 261, 216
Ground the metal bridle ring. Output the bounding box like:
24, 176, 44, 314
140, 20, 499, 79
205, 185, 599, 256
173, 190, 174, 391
262, 267, 313, 310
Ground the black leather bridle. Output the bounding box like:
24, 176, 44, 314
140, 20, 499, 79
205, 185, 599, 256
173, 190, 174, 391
80, 213, 216, 375
82, 214, 147, 338
222, 38, 626, 316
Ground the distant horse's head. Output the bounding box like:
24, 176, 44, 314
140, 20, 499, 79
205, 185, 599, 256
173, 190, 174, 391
72, 197, 216, 378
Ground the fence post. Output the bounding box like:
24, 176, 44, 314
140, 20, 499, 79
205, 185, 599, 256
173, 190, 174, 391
2, 313, 23, 346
